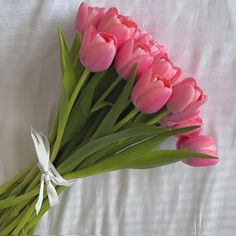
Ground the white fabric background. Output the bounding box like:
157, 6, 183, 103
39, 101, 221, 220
0, 0, 236, 235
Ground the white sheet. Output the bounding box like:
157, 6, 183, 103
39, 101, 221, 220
0, 0, 236, 235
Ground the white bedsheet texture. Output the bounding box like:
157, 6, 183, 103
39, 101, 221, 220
0, 0, 236, 235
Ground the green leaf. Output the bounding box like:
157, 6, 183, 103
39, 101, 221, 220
91, 65, 138, 140
58, 86, 69, 135
49, 30, 80, 145
58, 27, 76, 98
91, 101, 113, 113
122, 150, 216, 169
48, 109, 59, 145
58, 124, 166, 174
70, 32, 81, 63
69, 144, 215, 179
68, 126, 201, 174
62, 71, 106, 146
93, 66, 118, 101
78, 125, 168, 168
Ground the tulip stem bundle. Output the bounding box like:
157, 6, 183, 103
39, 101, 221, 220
0, 2, 218, 234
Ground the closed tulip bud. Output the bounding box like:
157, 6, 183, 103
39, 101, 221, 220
115, 39, 153, 80
135, 31, 153, 45
136, 34, 167, 58
177, 135, 219, 167
167, 78, 207, 114
98, 8, 139, 48
160, 78, 207, 125
131, 69, 172, 114
79, 26, 117, 72
152, 55, 181, 84
150, 40, 167, 58
171, 116, 203, 137
75, 2, 106, 34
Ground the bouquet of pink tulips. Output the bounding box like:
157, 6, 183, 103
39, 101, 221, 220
0, 2, 218, 234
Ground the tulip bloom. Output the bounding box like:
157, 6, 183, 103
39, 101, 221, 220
98, 8, 139, 48
136, 34, 167, 58
160, 78, 207, 125
79, 26, 117, 72
177, 135, 218, 166
75, 2, 105, 34
167, 78, 207, 114
171, 116, 203, 137
152, 56, 181, 84
150, 40, 167, 58
131, 69, 172, 114
115, 39, 153, 80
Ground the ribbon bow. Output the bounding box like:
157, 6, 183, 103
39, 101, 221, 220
31, 128, 76, 214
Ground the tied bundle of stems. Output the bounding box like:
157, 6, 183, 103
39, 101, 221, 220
0, 29, 215, 235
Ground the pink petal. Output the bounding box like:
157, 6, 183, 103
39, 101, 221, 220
80, 41, 116, 72
115, 39, 134, 72
135, 85, 172, 114
131, 69, 152, 103
180, 136, 215, 150
183, 157, 218, 167
75, 2, 88, 32
167, 83, 196, 114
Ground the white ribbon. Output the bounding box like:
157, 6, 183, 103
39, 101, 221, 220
31, 127, 76, 214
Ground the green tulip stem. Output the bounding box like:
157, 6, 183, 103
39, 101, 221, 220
92, 75, 122, 111
12, 198, 37, 235
15, 186, 65, 234
146, 108, 170, 125
0, 164, 33, 196
0, 188, 40, 210
113, 108, 139, 131
0, 204, 31, 235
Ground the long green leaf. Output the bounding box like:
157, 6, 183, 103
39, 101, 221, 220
90, 65, 138, 140
65, 149, 215, 180
58, 86, 69, 135
70, 32, 81, 62
78, 126, 168, 168
71, 126, 200, 173
62, 71, 106, 146
122, 150, 217, 169
58, 125, 167, 174
58, 27, 76, 98
48, 32, 80, 144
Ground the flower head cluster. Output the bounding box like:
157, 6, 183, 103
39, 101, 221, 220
76, 2, 218, 167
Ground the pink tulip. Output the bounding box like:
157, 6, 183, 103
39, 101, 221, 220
75, 2, 105, 34
135, 33, 167, 58
131, 69, 172, 114
79, 26, 117, 72
149, 40, 167, 58
115, 39, 153, 80
152, 55, 181, 84
177, 135, 218, 167
167, 78, 207, 114
141, 38, 180, 84
160, 78, 207, 125
98, 8, 139, 48
135, 31, 152, 45
171, 116, 203, 137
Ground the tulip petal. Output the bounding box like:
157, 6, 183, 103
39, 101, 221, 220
80, 41, 116, 72
131, 69, 152, 103
183, 157, 218, 167
167, 83, 196, 114
135, 85, 172, 114
104, 24, 132, 48
115, 39, 134, 72
75, 2, 88, 32
180, 136, 215, 150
